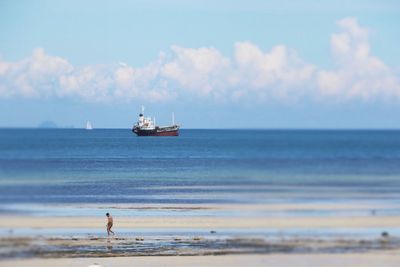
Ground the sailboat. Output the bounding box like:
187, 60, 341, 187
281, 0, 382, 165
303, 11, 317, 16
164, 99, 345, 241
86, 121, 93, 130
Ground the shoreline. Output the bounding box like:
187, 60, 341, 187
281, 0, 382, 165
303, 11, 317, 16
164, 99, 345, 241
1, 215, 400, 229
1, 234, 399, 258
2, 203, 399, 261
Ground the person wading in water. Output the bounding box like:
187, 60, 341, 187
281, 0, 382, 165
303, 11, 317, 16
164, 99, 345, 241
106, 213, 115, 236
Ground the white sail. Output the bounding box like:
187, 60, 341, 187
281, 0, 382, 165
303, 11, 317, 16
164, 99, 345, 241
86, 121, 93, 130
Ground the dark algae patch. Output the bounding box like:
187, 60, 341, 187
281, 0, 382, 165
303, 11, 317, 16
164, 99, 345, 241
1, 235, 400, 259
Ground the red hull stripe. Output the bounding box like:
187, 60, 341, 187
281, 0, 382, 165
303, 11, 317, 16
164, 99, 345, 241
134, 130, 179, 136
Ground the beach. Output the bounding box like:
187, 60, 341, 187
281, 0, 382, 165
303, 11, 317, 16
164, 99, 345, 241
2, 203, 400, 229
1, 203, 400, 264
3, 254, 400, 267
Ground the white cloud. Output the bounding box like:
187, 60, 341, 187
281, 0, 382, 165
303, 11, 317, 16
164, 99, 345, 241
0, 48, 73, 98
59, 65, 115, 100
233, 42, 315, 99
159, 43, 314, 101
317, 17, 400, 100
0, 17, 399, 103
161, 45, 231, 96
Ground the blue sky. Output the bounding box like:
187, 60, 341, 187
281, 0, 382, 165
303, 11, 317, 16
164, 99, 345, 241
0, 0, 399, 128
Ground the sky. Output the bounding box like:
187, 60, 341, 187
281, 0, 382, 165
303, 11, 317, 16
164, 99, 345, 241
0, 0, 400, 129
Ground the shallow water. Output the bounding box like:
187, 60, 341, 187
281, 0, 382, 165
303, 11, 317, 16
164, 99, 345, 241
1, 203, 400, 218
1, 129, 400, 210
2, 226, 400, 240
2, 232, 399, 259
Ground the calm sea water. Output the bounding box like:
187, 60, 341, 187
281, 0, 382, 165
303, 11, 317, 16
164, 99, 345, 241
1, 129, 400, 206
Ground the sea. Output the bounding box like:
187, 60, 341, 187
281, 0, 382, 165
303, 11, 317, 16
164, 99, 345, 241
1, 129, 400, 216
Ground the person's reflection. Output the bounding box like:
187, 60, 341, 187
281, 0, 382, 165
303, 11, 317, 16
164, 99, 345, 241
107, 238, 113, 251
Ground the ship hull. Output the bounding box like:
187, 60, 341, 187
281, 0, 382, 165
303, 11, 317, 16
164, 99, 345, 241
133, 125, 179, 136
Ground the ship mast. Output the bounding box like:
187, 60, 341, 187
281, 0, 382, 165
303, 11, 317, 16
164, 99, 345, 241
172, 112, 175, 125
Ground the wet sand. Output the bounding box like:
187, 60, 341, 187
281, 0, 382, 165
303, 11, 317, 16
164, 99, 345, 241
2, 253, 400, 267
2, 234, 399, 258
1, 214, 400, 229
1, 203, 400, 229
1, 203, 399, 263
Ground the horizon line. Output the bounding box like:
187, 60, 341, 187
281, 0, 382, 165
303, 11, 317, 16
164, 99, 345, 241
2, 127, 400, 131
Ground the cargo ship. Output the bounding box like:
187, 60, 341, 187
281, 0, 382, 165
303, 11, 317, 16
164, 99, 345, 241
132, 106, 179, 136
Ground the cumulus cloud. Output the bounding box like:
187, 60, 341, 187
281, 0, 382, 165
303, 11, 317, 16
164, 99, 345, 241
0, 50, 175, 102
158, 43, 314, 101
0, 17, 399, 103
161, 45, 231, 97
317, 17, 400, 100
0, 48, 73, 98
233, 42, 315, 100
